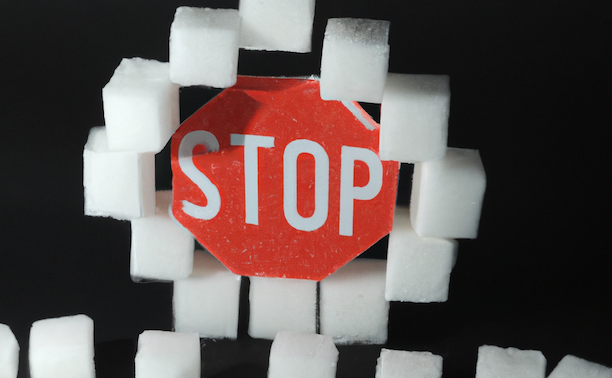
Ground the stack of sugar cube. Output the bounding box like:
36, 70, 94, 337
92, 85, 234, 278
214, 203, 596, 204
82, 0, 490, 354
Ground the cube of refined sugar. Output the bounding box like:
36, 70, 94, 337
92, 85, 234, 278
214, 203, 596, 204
320, 18, 390, 103
239, 0, 315, 52
169, 7, 240, 88
102, 58, 179, 153
319, 258, 389, 344
386, 206, 458, 302
379, 73, 450, 163
248, 276, 316, 340
375, 349, 443, 378
173, 250, 242, 339
268, 331, 338, 378
0, 323, 19, 378
135, 330, 200, 378
410, 147, 486, 239
83, 127, 155, 220
476, 345, 546, 378
29, 314, 95, 378
548, 355, 612, 378
131, 191, 195, 281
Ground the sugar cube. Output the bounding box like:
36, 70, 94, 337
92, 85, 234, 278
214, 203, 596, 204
320, 18, 390, 103
130, 190, 195, 281
239, 0, 315, 52
475, 345, 546, 378
548, 355, 612, 378
173, 250, 242, 339
379, 73, 450, 163
83, 126, 155, 220
135, 330, 200, 378
410, 147, 486, 239
29, 314, 95, 378
248, 276, 317, 340
268, 331, 338, 378
169, 7, 240, 88
0, 323, 19, 378
375, 349, 443, 378
102, 58, 179, 153
319, 258, 389, 344
386, 206, 458, 302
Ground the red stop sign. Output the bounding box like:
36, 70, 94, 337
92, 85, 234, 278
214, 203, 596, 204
171, 76, 399, 280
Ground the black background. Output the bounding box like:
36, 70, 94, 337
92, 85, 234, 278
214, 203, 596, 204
1, 0, 610, 377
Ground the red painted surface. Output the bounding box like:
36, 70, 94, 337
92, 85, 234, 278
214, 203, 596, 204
171, 76, 399, 280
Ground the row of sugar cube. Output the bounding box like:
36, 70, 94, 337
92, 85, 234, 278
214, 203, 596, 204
5, 318, 610, 378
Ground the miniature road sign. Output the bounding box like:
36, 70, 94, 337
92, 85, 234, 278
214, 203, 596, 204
171, 76, 399, 280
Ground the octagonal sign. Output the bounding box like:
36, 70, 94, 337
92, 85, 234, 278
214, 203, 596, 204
171, 76, 399, 280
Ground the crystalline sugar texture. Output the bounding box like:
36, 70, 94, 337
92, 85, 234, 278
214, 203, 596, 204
375, 349, 443, 378
130, 191, 195, 281
83, 127, 155, 220
475, 345, 546, 378
135, 330, 200, 378
320, 18, 390, 103
410, 147, 486, 239
173, 250, 242, 339
102, 58, 179, 153
239, 0, 315, 52
379, 73, 450, 163
29, 314, 95, 378
248, 276, 316, 340
170, 7, 240, 88
319, 258, 389, 344
386, 206, 458, 302
268, 331, 339, 378
548, 355, 612, 378
0, 323, 19, 378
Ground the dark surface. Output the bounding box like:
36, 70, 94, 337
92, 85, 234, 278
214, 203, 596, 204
1, 1, 610, 377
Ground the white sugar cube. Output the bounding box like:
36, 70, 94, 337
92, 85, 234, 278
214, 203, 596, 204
135, 330, 200, 378
130, 191, 195, 281
410, 147, 486, 239
548, 355, 612, 378
173, 250, 242, 339
476, 345, 546, 378
83, 127, 155, 220
319, 258, 389, 344
268, 331, 338, 378
320, 18, 390, 103
386, 206, 458, 303
248, 276, 316, 340
169, 7, 240, 88
379, 73, 450, 163
29, 314, 95, 378
239, 0, 315, 52
102, 58, 179, 153
0, 324, 19, 378
375, 349, 443, 378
